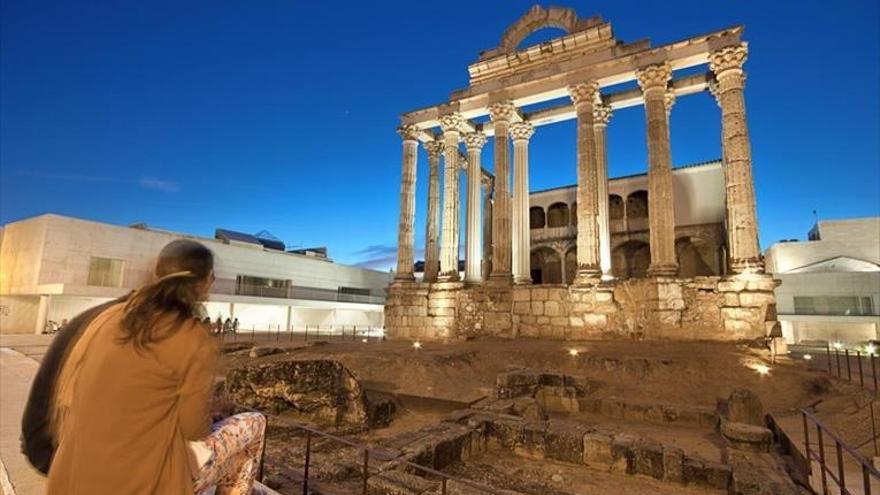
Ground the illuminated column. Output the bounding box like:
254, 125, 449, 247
488, 101, 515, 283
636, 63, 678, 277
593, 103, 613, 278
510, 121, 534, 284
568, 82, 601, 284
710, 43, 764, 274
481, 175, 494, 281
394, 124, 419, 281
423, 140, 444, 282
438, 114, 462, 281
463, 132, 487, 283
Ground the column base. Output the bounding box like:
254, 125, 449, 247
393, 273, 415, 283
488, 272, 513, 286
513, 276, 532, 285
437, 271, 461, 283
730, 257, 765, 275
572, 267, 601, 286
647, 263, 678, 278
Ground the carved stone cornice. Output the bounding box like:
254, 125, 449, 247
397, 124, 420, 141
709, 43, 747, 80
508, 121, 534, 142
438, 113, 464, 134
636, 62, 672, 93
462, 132, 488, 151
424, 140, 445, 158
488, 101, 517, 123
568, 81, 600, 108
593, 104, 612, 126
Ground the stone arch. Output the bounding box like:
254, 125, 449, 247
547, 202, 570, 228
564, 247, 578, 285
497, 6, 583, 54
530, 206, 546, 229
612, 240, 651, 279
609, 194, 624, 220
530, 246, 562, 284
676, 236, 715, 278
627, 190, 648, 218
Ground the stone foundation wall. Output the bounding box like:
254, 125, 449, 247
385, 275, 778, 342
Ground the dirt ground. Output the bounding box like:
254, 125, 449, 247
223, 337, 873, 494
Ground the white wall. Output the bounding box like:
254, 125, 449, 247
765, 217, 880, 273
0, 295, 39, 334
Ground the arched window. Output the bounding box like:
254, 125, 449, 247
547, 202, 570, 228
609, 195, 624, 220
529, 206, 546, 229
626, 190, 648, 218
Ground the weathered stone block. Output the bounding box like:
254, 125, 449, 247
550, 316, 568, 326
583, 432, 615, 466
513, 301, 531, 314
536, 316, 550, 324
544, 301, 561, 316
718, 279, 747, 292
720, 421, 772, 452
545, 420, 591, 464
726, 389, 765, 426
530, 301, 544, 315
721, 307, 760, 321
610, 434, 637, 473
723, 293, 741, 306
633, 438, 665, 479
739, 292, 774, 308
662, 446, 685, 482
512, 289, 531, 302
582, 313, 607, 327
569, 316, 584, 327
532, 288, 548, 301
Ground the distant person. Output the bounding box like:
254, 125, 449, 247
31, 239, 265, 494
202, 316, 212, 327
232, 318, 240, 333
223, 317, 232, 333
215, 316, 224, 334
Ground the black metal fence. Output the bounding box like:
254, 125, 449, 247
823, 344, 879, 393
801, 408, 880, 494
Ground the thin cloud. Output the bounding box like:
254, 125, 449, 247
352, 244, 424, 271
138, 177, 181, 193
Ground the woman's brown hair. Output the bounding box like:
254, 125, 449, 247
120, 239, 214, 349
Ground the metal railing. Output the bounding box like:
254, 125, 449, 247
244, 408, 506, 495
824, 344, 879, 393
215, 324, 385, 344
801, 408, 880, 494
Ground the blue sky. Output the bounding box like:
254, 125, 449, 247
2, 0, 878, 270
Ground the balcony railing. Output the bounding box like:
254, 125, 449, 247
531, 225, 576, 242
211, 278, 385, 305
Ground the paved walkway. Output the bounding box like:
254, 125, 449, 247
1, 345, 46, 495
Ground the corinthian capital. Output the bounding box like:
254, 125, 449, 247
438, 113, 464, 134
568, 81, 600, 108
488, 101, 517, 123
664, 91, 676, 116
424, 140, 445, 158
509, 122, 534, 142
636, 62, 672, 93
462, 132, 487, 151
593, 104, 612, 126
397, 124, 420, 141
709, 43, 748, 80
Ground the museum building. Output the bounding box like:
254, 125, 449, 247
0, 214, 390, 334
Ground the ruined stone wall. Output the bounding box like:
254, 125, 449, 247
385, 274, 777, 342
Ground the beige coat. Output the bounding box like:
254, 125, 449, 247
47, 303, 218, 494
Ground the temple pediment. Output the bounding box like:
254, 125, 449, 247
470, 5, 620, 86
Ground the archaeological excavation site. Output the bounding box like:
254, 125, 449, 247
218, 338, 876, 495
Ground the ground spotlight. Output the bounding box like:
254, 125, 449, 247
568, 348, 579, 357
413, 341, 422, 350
803, 354, 812, 360
832, 341, 843, 350
866, 343, 877, 356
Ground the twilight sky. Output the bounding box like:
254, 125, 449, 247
1, 0, 878, 271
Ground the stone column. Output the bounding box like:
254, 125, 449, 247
710, 43, 764, 274
463, 132, 487, 283
636, 63, 678, 277
394, 124, 419, 281
568, 82, 602, 284
510, 121, 534, 284
481, 175, 494, 281
488, 101, 516, 283
438, 114, 463, 281
423, 140, 444, 282
593, 103, 613, 278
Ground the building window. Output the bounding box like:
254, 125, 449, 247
235, 275, 291, 298
87, 257, 126, 287
793, 296, 875, 316
338, 287, 371, 297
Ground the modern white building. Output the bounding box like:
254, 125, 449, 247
0, 214, 391, 334
764, 217, 880, 344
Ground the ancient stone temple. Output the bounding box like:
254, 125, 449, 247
386, 5, 777, 341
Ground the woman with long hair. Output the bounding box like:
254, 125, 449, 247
45, 239, 266, 494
